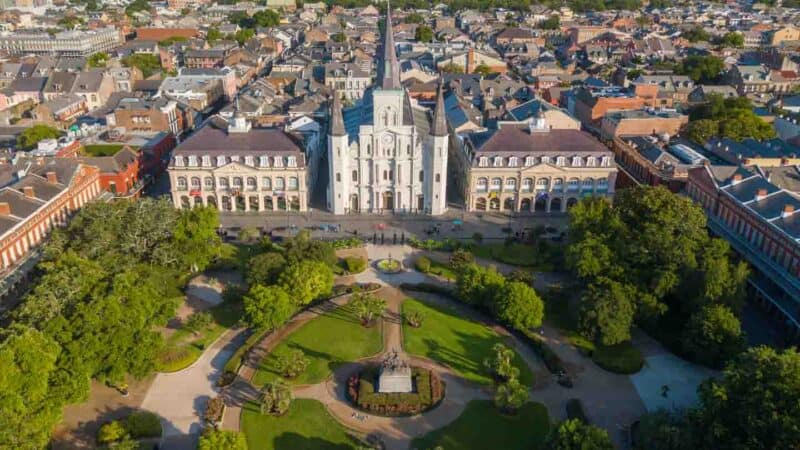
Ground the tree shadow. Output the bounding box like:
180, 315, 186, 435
273, 432, 365, 450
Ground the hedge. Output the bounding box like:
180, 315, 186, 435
398, 282, 455, 298
407, 236, 469, 252
344, 256, 367, 274
223, 328, 270, 376
592, 343, 644, 374
566, 398, 588, 424
347, 366, 443, 416
125, 411, 162, 439
415, 256, 431, 273
332, 237, 365, 249
520, 330, 565, 374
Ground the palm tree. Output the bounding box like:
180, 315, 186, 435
494, 378, 528, 414
351, 292, 386, 326
259, 380, 292, 416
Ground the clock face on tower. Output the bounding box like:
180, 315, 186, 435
381, 134, 394, 146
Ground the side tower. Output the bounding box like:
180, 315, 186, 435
327, 94, 349, 214
426, 83, 449, 215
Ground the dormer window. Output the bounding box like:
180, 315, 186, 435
556, 156, 566, 166
541, 156, 550, 164
216, 155, 226, 166
259, 155, 269, 167
245, 155, 254, 166
525, 156, 535, 166
287, 156, 297, 167
493, 157, 503, 167
601, 156, 610, 166
230, 155, 240, 163
587, 156, 597, 167
479, 157, 489, 167
273, 156, 284, 168
572, 157, 583, 167
508, 157, 519, 167
187, 155, 198, 167
174, 155, 185, 166
202, 155, 211, 167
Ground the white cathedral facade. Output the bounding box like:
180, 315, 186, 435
326, 8, 449, 216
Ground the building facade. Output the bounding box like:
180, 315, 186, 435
0, 28, 122, 57
461, 115, 617, 213
327, 7, 449, 215
168, 115, 310, 213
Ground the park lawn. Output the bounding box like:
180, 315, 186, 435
428, 259, 457, 281
156, 300, 242, 372
411, 400, 551, 450
253, 303, 383, 386
402, 298, 534, 386
241, 399, 361, 450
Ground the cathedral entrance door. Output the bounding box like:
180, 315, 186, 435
350, 194, 359, 213
382, 191, 394, 211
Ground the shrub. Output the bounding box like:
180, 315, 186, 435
331, 282, 381, 297
348, 366, 443, 416
199, 429, 248, 450
566, 398, 588, 423
399, 282, 456, 298
592, 343, 644, 374
259, 380, 292, 416
405, 310, 425, 328
344, 256, 367, 274
185, 311, 213, 334
204, 396, 225, 424
125, 411, 162, 439
415, 256, 431, 273
275, 349, 310, 378
97, 420, 128, 444
332, 237, 365, 249
223, 328, 270, 376
449, 249, 474, 270
521, 330, 565, 374
222, 284, 247, 304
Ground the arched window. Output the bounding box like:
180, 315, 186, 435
190, 177, 201, 188
218, 177, 229, 188
262, 177, 272, 190
288, 177, 299, 190
204, 177, 214, 189
232, 177, 243, 188
522, 178, 533, 191
246, 177, 257, 190
476, 177, 488, 191
567, 178, 580, 191
176, 177, 187, 190
552, 178, 564, 191
536, 178, 549, 191
275, 177, 286, 190
505, 178, 517, 191
352, 170, 358, 182
582, 178, 595, 191
597, 178, 609, 191
490, 177, 502, 190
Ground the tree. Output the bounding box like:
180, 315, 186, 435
506, 269, 534, 287
243, 285, 296, 331
540, 14, 560, 30
687, 94, 776, 144
87, 52, 109, 68
16, 124, 60, 150
406, 12, 424, 23
455, 263, 506, 309
415, 25, 434, 42
275, 349, 309, 379
332, 32, 347, 42
693, 347, 800, 450
495, 281, 544, 331
234, 28, 255, 45
206, 27, 223, 44
685, 119, 719, 145
97, 420, 128, 444
473, 63, 493, 76
172, 205, 222, 273
278, 260, 334, 305
247, 252, 287, 286
122, 53, 162, 78
682, 305, 745, 369
483, 343, 519, 382
634, 410, 693, 450
579, 277, 637, 346
199, 429, 248, 450
185, 311, 213, 335
0, 325, 62, 449
677, 55, 724, 83
252, 9, 280, 27
627, 69, 644, 80
545, 419, 614, 450
260, 380, 292, 416
718, 32, 744, 48
283, 230, 337, 266
449, 249, 474, 271
350, 291, 386, 326
405, 310, 424, 328
440, 62, 464, 74
494, 378, 528, 414
682, 26, 710, 43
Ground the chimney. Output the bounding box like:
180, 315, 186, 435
0, 202, 10, 216
46, 171, 57, 184
23, 186, 34, 198
783, 205, 795, 218
731, 173, 743, 185
756, 188, 767, 200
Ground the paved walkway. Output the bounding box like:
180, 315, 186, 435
141, 327, 248, 450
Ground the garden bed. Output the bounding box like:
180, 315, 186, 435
376, 258, 403, 274
347, 365, 444, 416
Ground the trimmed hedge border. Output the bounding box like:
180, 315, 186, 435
520, 330, 566, 375
347, 366, 444, 416
399, 282, 456, 298
591, 343, 644, 375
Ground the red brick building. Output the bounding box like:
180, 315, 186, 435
73, 147, 142, 197
0, 158, 101, 272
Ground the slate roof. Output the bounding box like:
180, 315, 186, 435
466, 125, 611, 165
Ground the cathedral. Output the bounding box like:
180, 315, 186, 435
326, 7, 449, 215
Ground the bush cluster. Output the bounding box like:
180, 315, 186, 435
98, 411, 162, 445
398, 282, 455, 297
521, 330, 565, 374
331, 237, 365, 249
415, 256, 431, 273
407, 236, 468, 252
347, 367, 443, 416
331, 282, 382, 297
344, 256, 367, 274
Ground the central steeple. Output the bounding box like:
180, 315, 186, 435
380, 1, 401, 90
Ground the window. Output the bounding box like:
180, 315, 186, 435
567, 178, 580, 191
287, 156, 297, 167
536, 178, 549, 191
275, 177, 285, 190
508, 157, 519, 167
230, 155, 240, 163
522, 178, 533, 192
262, 177, 272, 190
273, 157, 283, 168
597, 178, 608, 191
490, 177, 502, 190
556, 156, 566, 166
202, 155, 211, 167
479, 157, 489, 167
259, 155, 269, 167
176, 177, 187, 190
216, 155, 226, 166
174, 156, 185, 166
582, 178, 594, 190
219, 177, 229, 188
244, 155, 254, 166
601, 156, 611, 166
587, 156, 597, 167
541, 156, 550, 164
190, 177, 201, 188
232, 177, 243, 188
572, 156, 583, 167
525, 156, 535, 166
493, 156, 503, 167
435, 173, 440, 182
336, 172, 341, 182
204, 177, 214, 189
505, 178, 517, 191
352, 170, 358, 182
553, 178, 564, 191
407, 144, 411, 156
476, 177, 488, 191
288, 177, 299, 190
246, 177, 257, 190
419, 170, 424, 182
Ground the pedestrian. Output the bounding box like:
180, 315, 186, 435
661, 384, 670, 398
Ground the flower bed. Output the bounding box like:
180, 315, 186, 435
347, 366, 444, 416
376, 258, 403, 274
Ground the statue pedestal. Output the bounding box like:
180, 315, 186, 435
378, 365, 413, 393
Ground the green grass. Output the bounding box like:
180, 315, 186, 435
592, 342, 644, 374
253, 303, 382, 386
428, 259, 457, 281
82, 144, 138, 157
472, 242, 561, 270
241, 399, 362, 450
411, 400, 551, 450
402, 298, 534, 386
156, 300, 242, 372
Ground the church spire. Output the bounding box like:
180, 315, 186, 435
431, 82, 447, 136
380, 1, 401, 89
330, 94, 346, 136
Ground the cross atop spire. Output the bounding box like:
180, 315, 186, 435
380, 1, 401, 90
431, 82, 448, 136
